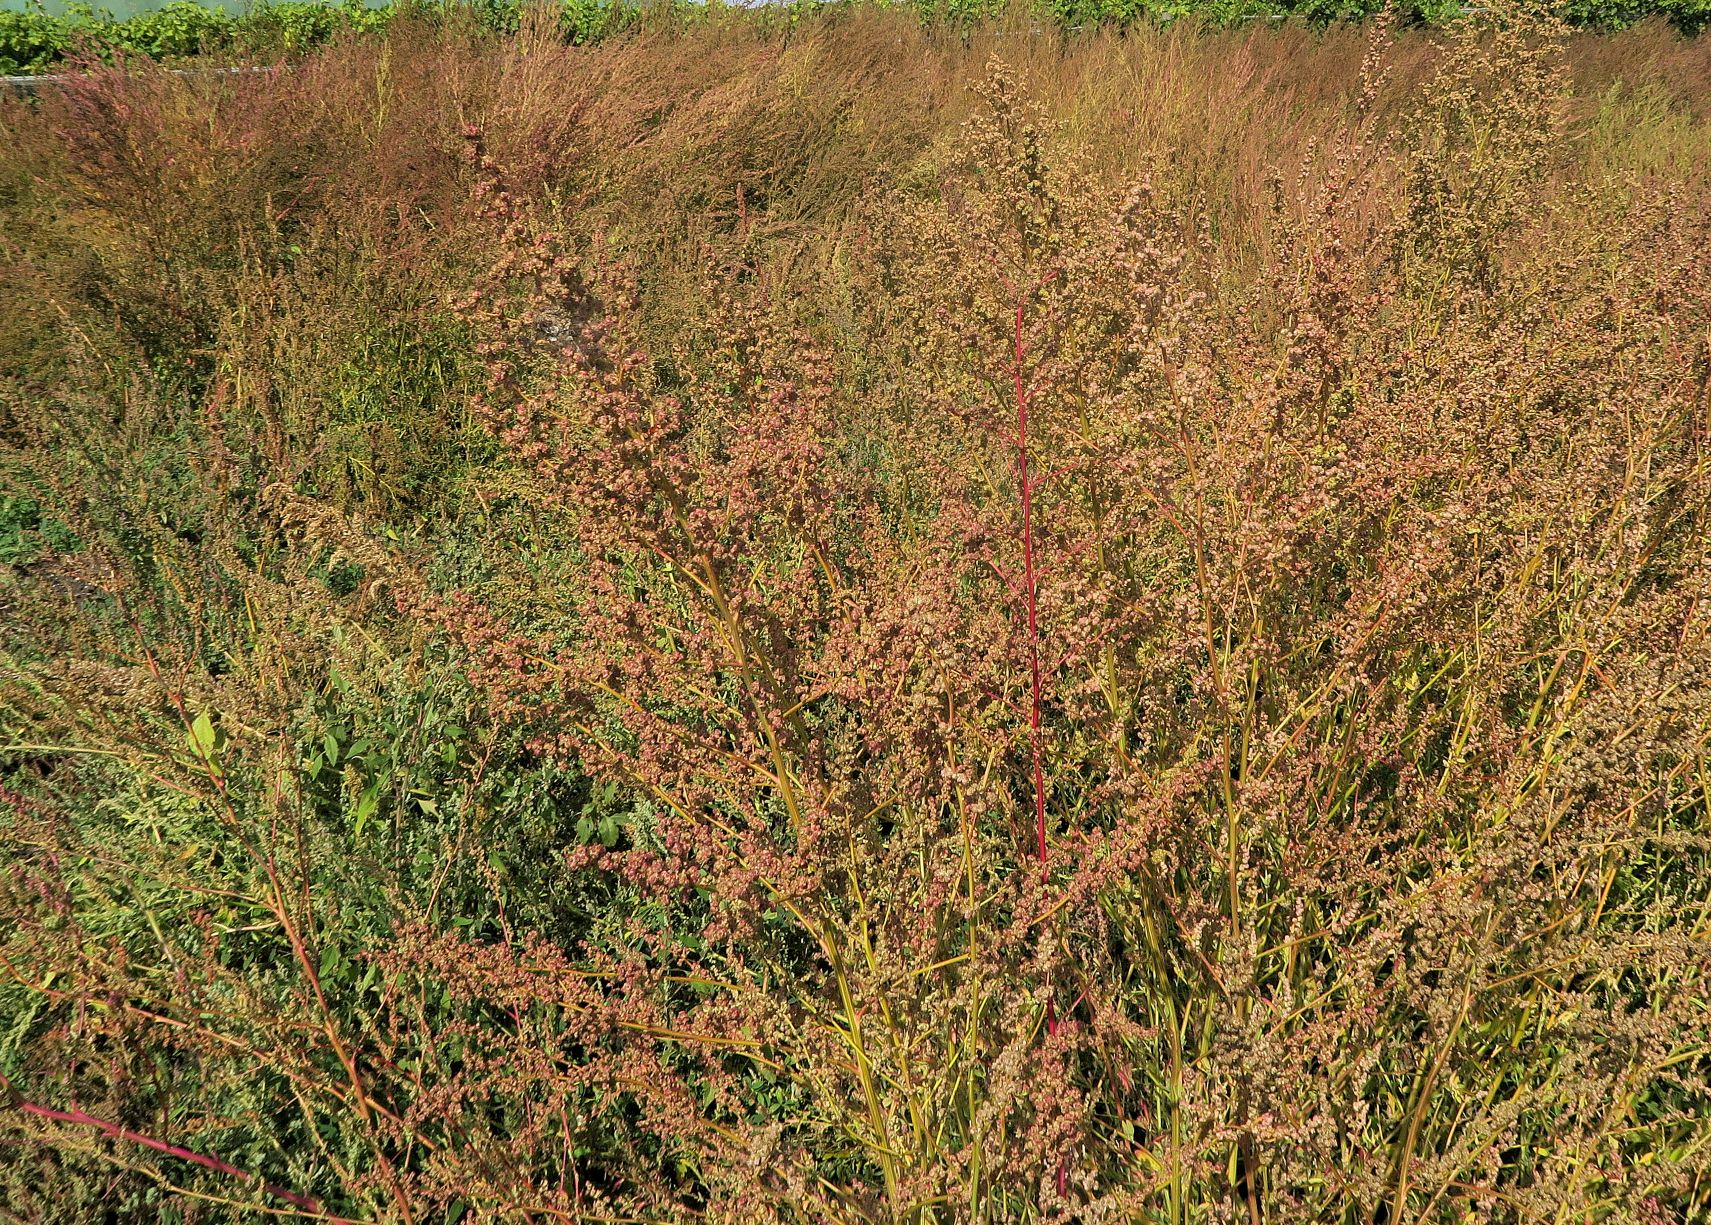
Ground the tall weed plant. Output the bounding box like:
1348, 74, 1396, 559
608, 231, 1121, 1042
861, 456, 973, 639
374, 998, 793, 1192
2, 6, 1709, 1222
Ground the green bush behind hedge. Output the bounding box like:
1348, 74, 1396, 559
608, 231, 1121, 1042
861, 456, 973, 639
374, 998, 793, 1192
0, 0, 621, 75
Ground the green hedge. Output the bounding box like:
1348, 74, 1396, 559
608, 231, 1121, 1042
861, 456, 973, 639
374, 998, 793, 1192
3, 0, 1705, 78
0, 0, 628, 75
2, 1, 377, 73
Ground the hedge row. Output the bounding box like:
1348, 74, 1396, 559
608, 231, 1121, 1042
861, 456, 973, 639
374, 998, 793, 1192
3, 0, 1705, 79
1, 0, 617, 75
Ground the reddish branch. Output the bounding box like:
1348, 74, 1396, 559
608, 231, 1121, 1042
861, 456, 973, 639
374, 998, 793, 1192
1013, 290, 1050, 884
2, 1075, 345, 1222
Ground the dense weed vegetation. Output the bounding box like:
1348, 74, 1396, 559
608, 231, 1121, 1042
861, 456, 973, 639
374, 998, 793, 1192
3, 7, 1710, 1221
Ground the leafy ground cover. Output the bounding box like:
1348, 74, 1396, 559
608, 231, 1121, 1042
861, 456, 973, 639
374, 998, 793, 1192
2, 6, 1710, 1222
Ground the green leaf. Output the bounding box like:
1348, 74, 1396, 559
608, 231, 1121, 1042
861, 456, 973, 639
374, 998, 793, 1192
190, 711, 217, 753
353, 786, 380, 837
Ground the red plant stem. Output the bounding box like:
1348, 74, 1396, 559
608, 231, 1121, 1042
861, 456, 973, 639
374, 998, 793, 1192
1013, 296, 1049, 884
3, 1081, 345, 1221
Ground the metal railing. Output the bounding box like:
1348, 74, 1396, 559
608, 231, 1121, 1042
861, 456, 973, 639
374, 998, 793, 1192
3, 63, 281, 92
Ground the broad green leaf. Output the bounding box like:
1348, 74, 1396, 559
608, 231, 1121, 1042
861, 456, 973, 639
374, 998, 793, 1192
190, 711, 217, 753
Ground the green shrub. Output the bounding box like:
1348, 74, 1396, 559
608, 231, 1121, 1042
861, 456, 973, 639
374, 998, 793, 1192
0, 8, 68, 74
